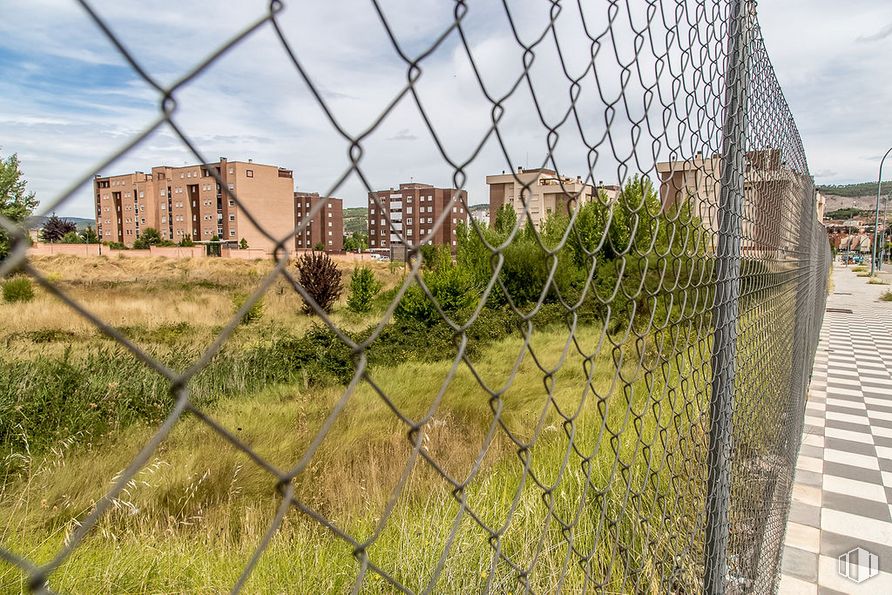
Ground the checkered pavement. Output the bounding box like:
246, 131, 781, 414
780, 267, 892, 594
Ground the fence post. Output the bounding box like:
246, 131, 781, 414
704, 1, 747, 593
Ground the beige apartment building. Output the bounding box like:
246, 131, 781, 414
656, 150, 815, 256
367, 183, 468, 252
94, 158, 295, 253
294, 192, 344, 252
486, 167, 598, 228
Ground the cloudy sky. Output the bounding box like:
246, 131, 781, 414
2, 0, 891, 219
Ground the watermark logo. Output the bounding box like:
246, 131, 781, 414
838, 547, 879, 584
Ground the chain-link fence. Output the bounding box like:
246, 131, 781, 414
1, 0, 829, 592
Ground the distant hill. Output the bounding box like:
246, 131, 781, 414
25, 215, 94, 230
817, 181, 892, 216
344, 207, 367, 235
817, 181, 892, 198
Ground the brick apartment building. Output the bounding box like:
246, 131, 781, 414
94, 158, 297, 253
294, 192, 343, 252
486, 167, 597, 228
367, 183, 468, 252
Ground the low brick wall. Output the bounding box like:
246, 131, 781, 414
149, 246, 206, 258
220, 247, 270, 260
28, 243, 102, 257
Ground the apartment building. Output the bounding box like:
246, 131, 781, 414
94, 158, 294, 253
367, 183, 468, 252
486, 167, 597, 228
294, 192, 344, 252
656, 149, 812, 255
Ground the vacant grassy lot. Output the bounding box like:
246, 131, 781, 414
1, 255, 712, 593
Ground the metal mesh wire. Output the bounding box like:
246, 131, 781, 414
0, 0, 830, 592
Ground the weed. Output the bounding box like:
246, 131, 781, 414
232, 293, 264, 324
2, 276, 34, 303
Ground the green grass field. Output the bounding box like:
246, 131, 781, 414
1, 256, 713, 593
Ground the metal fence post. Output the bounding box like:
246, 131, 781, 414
704, 1, 747, 593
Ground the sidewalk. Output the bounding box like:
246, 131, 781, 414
780, 266, 892, 593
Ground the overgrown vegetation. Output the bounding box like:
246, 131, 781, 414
0, 325, 710, 593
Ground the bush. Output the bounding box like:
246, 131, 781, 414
396, 264, 479, 326
296, 251, 342, 314
178, 236, 195, 247
346, 266, 381, 313
232, 293, 264, 324
105, 241, 127, 250
40, 214, 77, 243
61, 230, 83, 244
2, 276, 35, 303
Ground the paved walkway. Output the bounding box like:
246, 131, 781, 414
780, 266, 892, 593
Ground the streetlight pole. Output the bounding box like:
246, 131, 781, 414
870, 147, 892, 276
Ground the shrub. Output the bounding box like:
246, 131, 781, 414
232, 293, 265, 324
61, 230, 83, 244
2, 276, 34, 303
178, 236, 195, 247
40, 214, 77, 243
105, 241, 127, 250
346, 266, 381, 313
239, 238, 249, 250
296, 251, 342, 314
396, 264, 479, 326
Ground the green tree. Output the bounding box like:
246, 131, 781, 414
313, 241, 325, 252
0, 152, 39, 259
239, 238, 248, 250
178, 235, 195, 247
80, 226, 99, 244
133, 227, 162, 249
346, 266, 382, 313
494, 203, 517, 235
343, 231, 368, 252
61, 230, 83, 244
40, 214, 77, 243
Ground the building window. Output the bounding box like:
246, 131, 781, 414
228, 168, 234, 174
246, 169, 253, 178
229, 214, 235, 221
228, 184, 234, 191
407, 218, 413, 225
328, 231, 332, 236
229, 200, 235, 207
371, 239, 376, 246
328, 211, 332, 217
407, 206, 413, 214
328, 221, 332, 227
230, 230, 236, 237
